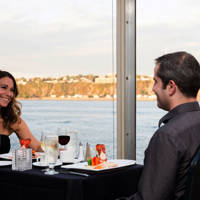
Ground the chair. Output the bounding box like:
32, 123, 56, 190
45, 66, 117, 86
184, 147, 200, 200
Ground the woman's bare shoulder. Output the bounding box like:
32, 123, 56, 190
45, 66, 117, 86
11, 117, 23, 132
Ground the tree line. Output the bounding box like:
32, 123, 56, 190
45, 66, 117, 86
17, 81, 116, 98
16, 75, 154, 99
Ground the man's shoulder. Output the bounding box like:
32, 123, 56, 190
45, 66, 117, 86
157, 110, 200, 140
168, 110, 200, 128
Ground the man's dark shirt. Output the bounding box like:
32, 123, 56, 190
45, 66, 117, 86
133, 102, 200, 200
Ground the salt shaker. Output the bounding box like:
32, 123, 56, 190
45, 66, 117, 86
78, 142, 84, 162
85, 143, 91, 161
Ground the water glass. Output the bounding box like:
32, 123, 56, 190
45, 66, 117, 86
12, 148, 32, 171
44, 135, 58, 175
36, 152, 48, 166
60, 147, 74, 163
66, 129, 79, 158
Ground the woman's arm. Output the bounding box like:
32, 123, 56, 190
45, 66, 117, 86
12, 117, 43, 152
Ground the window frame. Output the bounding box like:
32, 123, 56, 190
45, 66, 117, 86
117, 0, 136, 159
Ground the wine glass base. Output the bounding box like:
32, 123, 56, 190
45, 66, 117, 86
44, 169, 58, 175
42, 168, 49, 172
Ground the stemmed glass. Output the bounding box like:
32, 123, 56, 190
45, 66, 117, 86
40, 132, 45, 151
58, 134, 70, 150
44, 135, 59, 175
57, 129, 70, 163
57, 128, 70, 150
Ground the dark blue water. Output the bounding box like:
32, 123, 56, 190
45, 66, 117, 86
10, 100, 166, 164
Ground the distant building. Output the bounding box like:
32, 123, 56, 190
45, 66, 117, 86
136, 75, 153, 81
17, 80, 27, 85
68, 79, 79, 83
93, 95, 100, 99
80, 77, 92, 83
73, 94, 82, 98
45, 80, 58, 83
95, 74, 117, 84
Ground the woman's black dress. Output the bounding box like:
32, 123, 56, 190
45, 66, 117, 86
0, 134, 10, 154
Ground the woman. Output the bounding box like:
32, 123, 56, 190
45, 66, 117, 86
0, 70, 42, 154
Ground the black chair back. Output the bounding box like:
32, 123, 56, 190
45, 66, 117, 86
184, 147, 200, 200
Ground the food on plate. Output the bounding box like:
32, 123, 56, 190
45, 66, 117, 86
96, 144, 107, 163
94, 161, 118, 169
20, 138, 31, 148
87, 144, 113, 169
96, 144, 105, 154
19, 138, 39, 159
92, 156, 100, 166
32, 151, 39, 159
85, 161, 118, 170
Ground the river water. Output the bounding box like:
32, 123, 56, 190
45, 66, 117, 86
10, 100, 166, 164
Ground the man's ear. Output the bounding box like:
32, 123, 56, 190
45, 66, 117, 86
167, 80, 176, 96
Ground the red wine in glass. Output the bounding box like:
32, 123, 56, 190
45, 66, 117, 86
58, 135, 70, 146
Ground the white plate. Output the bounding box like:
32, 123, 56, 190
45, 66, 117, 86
0, 160, 12, 166
33, 159, 62, 167
0, 152, 12, 160
61, 159, 136, 172
0, 152, 41, 160
62, 158, 80, 164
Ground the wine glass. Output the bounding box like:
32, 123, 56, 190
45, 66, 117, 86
40, 132, 45, 151
44, 135, 58, 175
58, 135, 70, 150
57, 129, 70, 150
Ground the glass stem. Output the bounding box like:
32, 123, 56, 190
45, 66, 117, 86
49, 163, 54, 170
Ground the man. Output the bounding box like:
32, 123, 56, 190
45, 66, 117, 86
132, 51, 200, 200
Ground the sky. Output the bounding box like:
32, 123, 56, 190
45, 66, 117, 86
137, 0, 200, 76
0, 0, 115, 78
0, 0, 200, 78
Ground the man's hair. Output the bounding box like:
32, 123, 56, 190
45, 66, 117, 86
155, 51, 200, 97
0, 70, 21, 131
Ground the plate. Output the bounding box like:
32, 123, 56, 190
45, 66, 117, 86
33, 159, 62, 167
62, 158, 80, 164
0, 152, 40, 160
0, 152, 12, 160
0, 161, 12, 166
61, 159, 136, 172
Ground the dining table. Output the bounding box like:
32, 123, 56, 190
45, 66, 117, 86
0, 158, 143, 200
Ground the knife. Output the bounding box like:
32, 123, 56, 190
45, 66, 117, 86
68, 171, 90, 177
60, 170, 90, 177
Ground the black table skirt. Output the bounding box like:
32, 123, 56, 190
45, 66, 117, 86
0, 163, 143, 200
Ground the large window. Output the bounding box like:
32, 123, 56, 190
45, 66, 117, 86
136, 0, 200, 164
1, 0, 117, 159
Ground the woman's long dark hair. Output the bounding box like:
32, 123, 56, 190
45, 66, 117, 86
0, 70, 21, 131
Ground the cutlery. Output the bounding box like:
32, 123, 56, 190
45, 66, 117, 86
60, 170, 90, 177
68, 171, 90, 177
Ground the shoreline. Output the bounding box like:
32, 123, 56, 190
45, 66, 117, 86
16, 97, 200, 102
17, 97, 116, 101
17, 97, 156, 101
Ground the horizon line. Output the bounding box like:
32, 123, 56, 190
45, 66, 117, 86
15, 73, 153, 79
